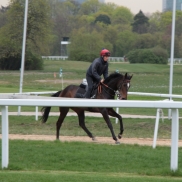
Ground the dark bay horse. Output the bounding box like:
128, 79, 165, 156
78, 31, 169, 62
41, 72, 132, 144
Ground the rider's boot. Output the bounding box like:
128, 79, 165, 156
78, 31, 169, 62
84, 90, 91, 99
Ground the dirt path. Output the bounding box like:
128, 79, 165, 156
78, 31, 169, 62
4, 134, 182, 147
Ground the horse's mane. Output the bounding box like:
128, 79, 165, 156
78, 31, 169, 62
104, 72, 123, 84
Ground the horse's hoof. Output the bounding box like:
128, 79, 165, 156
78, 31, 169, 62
118, 134, 122, 139
92, 137, 96, 141
115, 141, 120, 145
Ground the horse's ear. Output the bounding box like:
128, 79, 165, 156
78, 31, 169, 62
124, 73, 127, 78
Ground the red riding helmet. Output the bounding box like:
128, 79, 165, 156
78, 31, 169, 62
100, 49, 111, 57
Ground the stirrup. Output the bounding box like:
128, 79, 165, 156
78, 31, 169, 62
75, 93, 85, 98
90, 95, 95, 99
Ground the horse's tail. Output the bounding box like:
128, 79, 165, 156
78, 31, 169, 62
41, 90, 62, 123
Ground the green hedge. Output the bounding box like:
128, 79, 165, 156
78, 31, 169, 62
0, 51, 43, 70
126, 46, 168, 64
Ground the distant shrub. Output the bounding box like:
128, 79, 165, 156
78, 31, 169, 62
126, 49, 141, 63
0, 51, 43, 70
151, 46, 168, 64
126, 47, 168, 64
25, 52, 43, 70
138, 49, 158, 64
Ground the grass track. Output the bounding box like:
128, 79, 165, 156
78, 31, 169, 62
1, 170, 182, 182
1, 140, 182, 180
1, 141, 182, 174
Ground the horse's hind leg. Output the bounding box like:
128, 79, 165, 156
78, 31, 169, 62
108, 108, 123, 139
77, 111, 95, 140
56, 107, 69, 140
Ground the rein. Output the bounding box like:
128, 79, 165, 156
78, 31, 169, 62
98, 82, 115, 97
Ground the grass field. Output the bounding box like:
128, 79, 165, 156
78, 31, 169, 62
1, 61, 182, 180
1, 140, 182, 181
0, 60, 182, 95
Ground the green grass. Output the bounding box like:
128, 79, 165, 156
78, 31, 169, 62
1, 140, 182, 181
1, 170, 182, 182
1, 60, 182, 95
1, 115, 181, 139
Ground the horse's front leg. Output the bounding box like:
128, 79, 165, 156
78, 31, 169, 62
101, 109, 120, 144
77, 110, 95, 141
107, 108, 124, 139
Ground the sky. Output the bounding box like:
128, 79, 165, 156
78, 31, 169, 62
0, 0, 163, 14
105, 0, 163, 14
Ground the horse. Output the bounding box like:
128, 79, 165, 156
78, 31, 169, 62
41, 72, 132, 144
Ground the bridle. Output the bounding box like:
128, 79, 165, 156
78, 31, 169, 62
99, 79, 131, 99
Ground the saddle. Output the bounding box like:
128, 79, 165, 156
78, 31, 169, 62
79, 78, 88, 91
77, 79, 98, 98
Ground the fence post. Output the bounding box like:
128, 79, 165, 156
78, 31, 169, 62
35, 94, 38, 121
171, 109, 179, 171
153, 109, 160, 148
1, 106, 9, 169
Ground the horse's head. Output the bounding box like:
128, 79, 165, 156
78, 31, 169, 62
117, 73, 133, 100
101, 72, 132, 100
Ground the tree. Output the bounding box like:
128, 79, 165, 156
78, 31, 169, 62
111, 6, 133, 25
159, 11, 172, 31
0, 0, 52, 70
69, 28, 112, 61
132, 10, 149, 34
94, 14, 111, 25
148, 11, 162, 33
165, 13, 182, 37
115, 30, 138, 56
178, 35, 182, 57
0, 6, 8, 28
134, 33, 158, 49
51, 1, 74, 55
99, 2, 117, 17
78, 0, 101, 15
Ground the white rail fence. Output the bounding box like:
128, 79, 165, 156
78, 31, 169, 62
42, 56, 68, 60
0, 96, 182, 171
2, 91, 182, 117
1, 91, 182, 150
41, 56, 182, 64
168, 58, 182, 64
41, 56, 125, 62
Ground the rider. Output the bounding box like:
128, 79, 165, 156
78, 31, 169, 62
76, 48, 111, 98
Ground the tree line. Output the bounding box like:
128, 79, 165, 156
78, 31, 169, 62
0, 0, 182, 69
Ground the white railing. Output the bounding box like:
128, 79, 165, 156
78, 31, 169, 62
109, 57, 124, 62
42, 56, 68, 60
0, 97, 181, 171
1, 91, 182, 121
41, 56, 182, 64
168, 58, 182, 64
41, 56, 125, 62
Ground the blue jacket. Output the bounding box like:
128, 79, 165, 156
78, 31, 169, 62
86, 57, 108, 82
